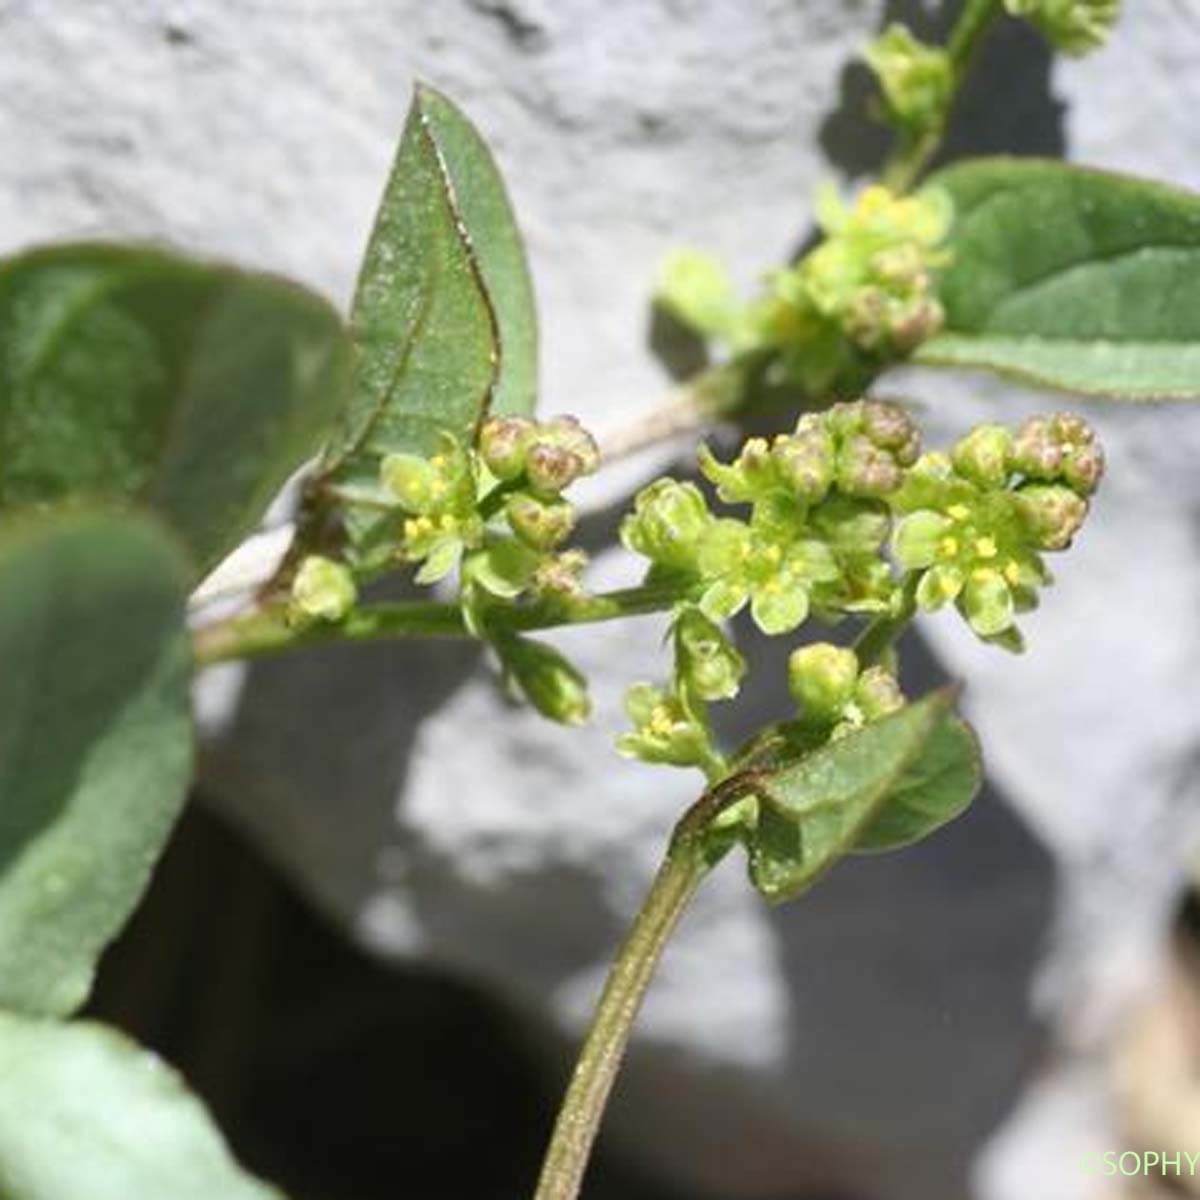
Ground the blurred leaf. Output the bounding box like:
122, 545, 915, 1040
0, 1013, 283, 1199
747, 691, 951, 903
0, 244, 350, 577
854, 716, 981, 852
0, 510, 192, 1017
917, 159, 1200, 398
324, 83, 538, 531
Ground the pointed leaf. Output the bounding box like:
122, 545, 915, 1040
917, 159, 1200, 399
747, 691, 951, 903
0, 244, 350, 577
0, 1013, 283, 1199
0, 510, 193, 1017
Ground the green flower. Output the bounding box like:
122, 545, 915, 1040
620, 478, 713, 574
788, 642, 859, 722
1004, 0, 1120, 56
617, 683, 713, 770
674, 607, 746, 702
864, 24, 954, 134
290, 555, 357, 624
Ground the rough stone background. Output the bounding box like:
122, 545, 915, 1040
7, 2, 1200, 1198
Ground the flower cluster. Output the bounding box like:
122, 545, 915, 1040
892, 414, 1103, 649
657, 185, 952, 396
622, 399, 920, 635
1004, 0, 1120, 56
864, 24, 953, 136
788, 642, 905, 739
379, 415, 598, 604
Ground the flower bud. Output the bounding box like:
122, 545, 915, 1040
290, 555, 357, 623
788, 642, 859, 721
525, 443, 584, 496
479, 415, 537, 480
837, 434, 904, 497
620, 478, 712, 572
855, 665, 906, 721
540, 415, 601, 477
1015, 484, 1088, 551
864, 23, 954, 133
498, 634, 591, 726
1010, 416, 1064, 480
951, 424, 1013, 489
772, 423, 835, 502
674, 607, 746, 702
861, 399, 920, 463
506, 492, 575, 550
532, 548, 589, 601
1062, 440, 1104, 496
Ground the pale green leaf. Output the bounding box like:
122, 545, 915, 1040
0, 1013, 282, 1200
917, 159, 1200, 399
0, 510, 193, 1017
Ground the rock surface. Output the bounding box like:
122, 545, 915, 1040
6, 2, 1200, 1197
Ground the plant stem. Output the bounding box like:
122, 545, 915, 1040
192, 580, 692, 667
880, 0, 1003, 194
853, 571, 919, 667
531, 774, 758, 1200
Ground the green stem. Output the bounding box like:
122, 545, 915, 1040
880, 0, 1003, 194
853, 571, 919, 667
192, 580, 692, 668
531, 774, 758, 1200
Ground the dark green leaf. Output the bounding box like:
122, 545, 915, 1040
747, 691, 951, 903
324, 83, 538, 525
0, 1013, 283, 1199
0, 510, 193, 1017
0, 244, 350, 577
854, 716, 981, 852
917, 159, 1200, 398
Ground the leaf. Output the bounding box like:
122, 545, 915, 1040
854, 716, 981, 852
324, 83, 538, 513
0, 509, 193, 1017
916, 159, 1200, 399
0, 244, 350, 577
0, 1013, 283, 1200
747, 691, 951, 903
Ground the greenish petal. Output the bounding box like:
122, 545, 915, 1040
750, 583, 810, 636
894, 509, 952, 570
961, 571, 1015, 637
915, 563, 963, 611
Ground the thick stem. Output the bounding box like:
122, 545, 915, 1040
192, 581, 692, 668
531, 776, 756, 1200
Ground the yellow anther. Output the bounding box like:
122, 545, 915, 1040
938, 536, 959, 559
974, 536, 997, 560
439, 514, 457, 532
971, 566, 1000, 584
947, 504, 970, 521
429, 454, 446, 470
648, 707, 675, 737
764, 544, 783, 565
1004, 560, 1022, 586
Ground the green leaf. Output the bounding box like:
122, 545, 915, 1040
747, 691, 952, 903
916, 159, 1200, 399
0, 1013, 283, 1199
0, 510, 193, 1017
324, 83, 538, 508
854, 716, 981, 852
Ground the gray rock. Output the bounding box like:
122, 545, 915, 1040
7, 2, 1200, 1197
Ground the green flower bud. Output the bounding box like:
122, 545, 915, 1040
864, 23, 954, 133
526, 443, 584, 496
1015, 484, 1089, 551
788, 642, 859, 721
539, 415, 601, 477
837, 433, 904, 497
290, 555, 357, 623
1003, 0, 1119, 56
771, 421, 835, 502
532, 548, 589, 601
617, 683, 711, 768
674, 607, 746, 702
961, 569, 1016, 637
621, 478, 712, 572
855, 665, 906, 721
1062, 440, 1104, 496
479, 416, 537, 481
861, 399, 921, 464
498, 634, 591, 726
506, 492, 576, 550
1010, 416, 1065, 480
951, 424, 1013, 489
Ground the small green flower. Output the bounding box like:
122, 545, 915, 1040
290, 555, 357, 623
463, 535, 542, 599
620, 478, 713, 574
1004, 0, 1120, 56
617, 683, 712, 769
788, 642, 859, 722
864, 23, 954, 135
497, 633, 591, 726
674, 607, 746, 702
506, 492, 576, 550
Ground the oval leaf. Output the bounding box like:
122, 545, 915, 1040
853, 715, 981, 852
0, 1013, 282, 1200
747, 691, 952, 903
916, 159, 1200, 399
324, 83, 538, 537
0, 510, 193, 1017
0, 244, 350, 577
